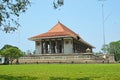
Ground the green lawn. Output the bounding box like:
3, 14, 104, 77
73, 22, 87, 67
0, 64, 120, 80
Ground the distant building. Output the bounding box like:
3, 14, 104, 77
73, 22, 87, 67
29, 22, 94, 54
0, 55, 4, 64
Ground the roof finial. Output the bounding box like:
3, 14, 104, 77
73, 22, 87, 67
58, 20, 60, 23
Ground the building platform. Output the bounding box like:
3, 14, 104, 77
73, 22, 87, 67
17, 53, 115, 64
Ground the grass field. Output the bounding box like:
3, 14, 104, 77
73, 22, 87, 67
0, 64, 120, 80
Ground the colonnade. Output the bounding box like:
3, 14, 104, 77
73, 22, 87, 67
73, 39, 91, 53
41, 39, 64, 54
38, 38, 92, 54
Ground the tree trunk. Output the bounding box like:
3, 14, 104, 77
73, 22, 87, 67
4, 57, 9, 65
16, 58, 19, 64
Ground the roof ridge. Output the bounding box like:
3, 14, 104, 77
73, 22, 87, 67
58, 22, 78, 35
29, 22, 94, 48
48, 22, 78, 36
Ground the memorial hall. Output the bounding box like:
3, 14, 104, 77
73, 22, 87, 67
29, 22, 94, 54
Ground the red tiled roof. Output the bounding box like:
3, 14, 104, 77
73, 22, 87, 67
29, 22, 94, 48
30, 22, 80, 39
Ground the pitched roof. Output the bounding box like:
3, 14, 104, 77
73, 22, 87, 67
29, 22, 80, 39
29, 22, 94, 48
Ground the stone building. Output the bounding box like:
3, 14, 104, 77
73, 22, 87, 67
0, 22, 116, 64
29, 22, 94, 54
12, 22, 115, 64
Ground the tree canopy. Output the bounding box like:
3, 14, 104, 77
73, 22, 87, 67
101, 40, 120, 61
0, 0, 64, 33
0, 44, 23, 64
0, 0, 30, 33
53, 0, 64, 9
109, 40, 120, 61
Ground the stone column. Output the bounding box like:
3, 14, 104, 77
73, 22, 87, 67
45, 41, 48, 54
43, 40, 46, 54
49, 39, 51, 54
62, 38, 64, 53
73, 39, 75, 53
54, 40, 56, 53
40, 41, 42, 54
41, 40, 43, 54
51, 40, 53, 53
55, 39, 58, 54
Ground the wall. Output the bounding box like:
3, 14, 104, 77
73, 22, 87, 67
17, 53, 115, 64
35, 41, 42, 54
64, 39, 73, 54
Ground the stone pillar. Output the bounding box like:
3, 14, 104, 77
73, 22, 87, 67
76, 43, 78, 52
55, 39, 58, 53
49, 39, 51, 54
45, 41, 48, 54
74, 43, 76, 53
91, 48, 92, 53
53, 41, 55, 53
41, 40, 43, 54
73, 39, 75, 53
43, 40, 46, 54
62, 38, 64, 53
39, 41, 42, 54
52, 40, 56, 54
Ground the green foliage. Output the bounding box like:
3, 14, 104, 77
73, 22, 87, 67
0, 64, 120, 80
109, 40, 120, 61
0, 0, 30, 33
94, 51, 103, 56
101, 44, 109, 54
109, 40, 120, 54
0, 49, 1, 54
1, 44, 13, 50
101, 40, 120, 61
0, 44, 23, 64
114, 54, 120, 62
53, 0, 64, 9
0, 0, 64, 33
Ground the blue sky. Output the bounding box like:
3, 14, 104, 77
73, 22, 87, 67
0, 0, 120, 53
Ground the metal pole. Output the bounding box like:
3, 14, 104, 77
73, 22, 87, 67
102, 3, 106, 54
99, 0, 106, 54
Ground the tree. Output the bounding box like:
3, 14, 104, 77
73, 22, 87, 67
0, 0, 64, 33
53, 0, 64, 9
101, 40, 120, 61
101, 44, 109, 54
0, 44, 23, 64
109, 40, 120, 61
0, 44, 13, 64
109, 41, 120, 54
0, 0, 30, 33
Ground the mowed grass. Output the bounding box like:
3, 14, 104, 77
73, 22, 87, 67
0, 64, 120, 80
